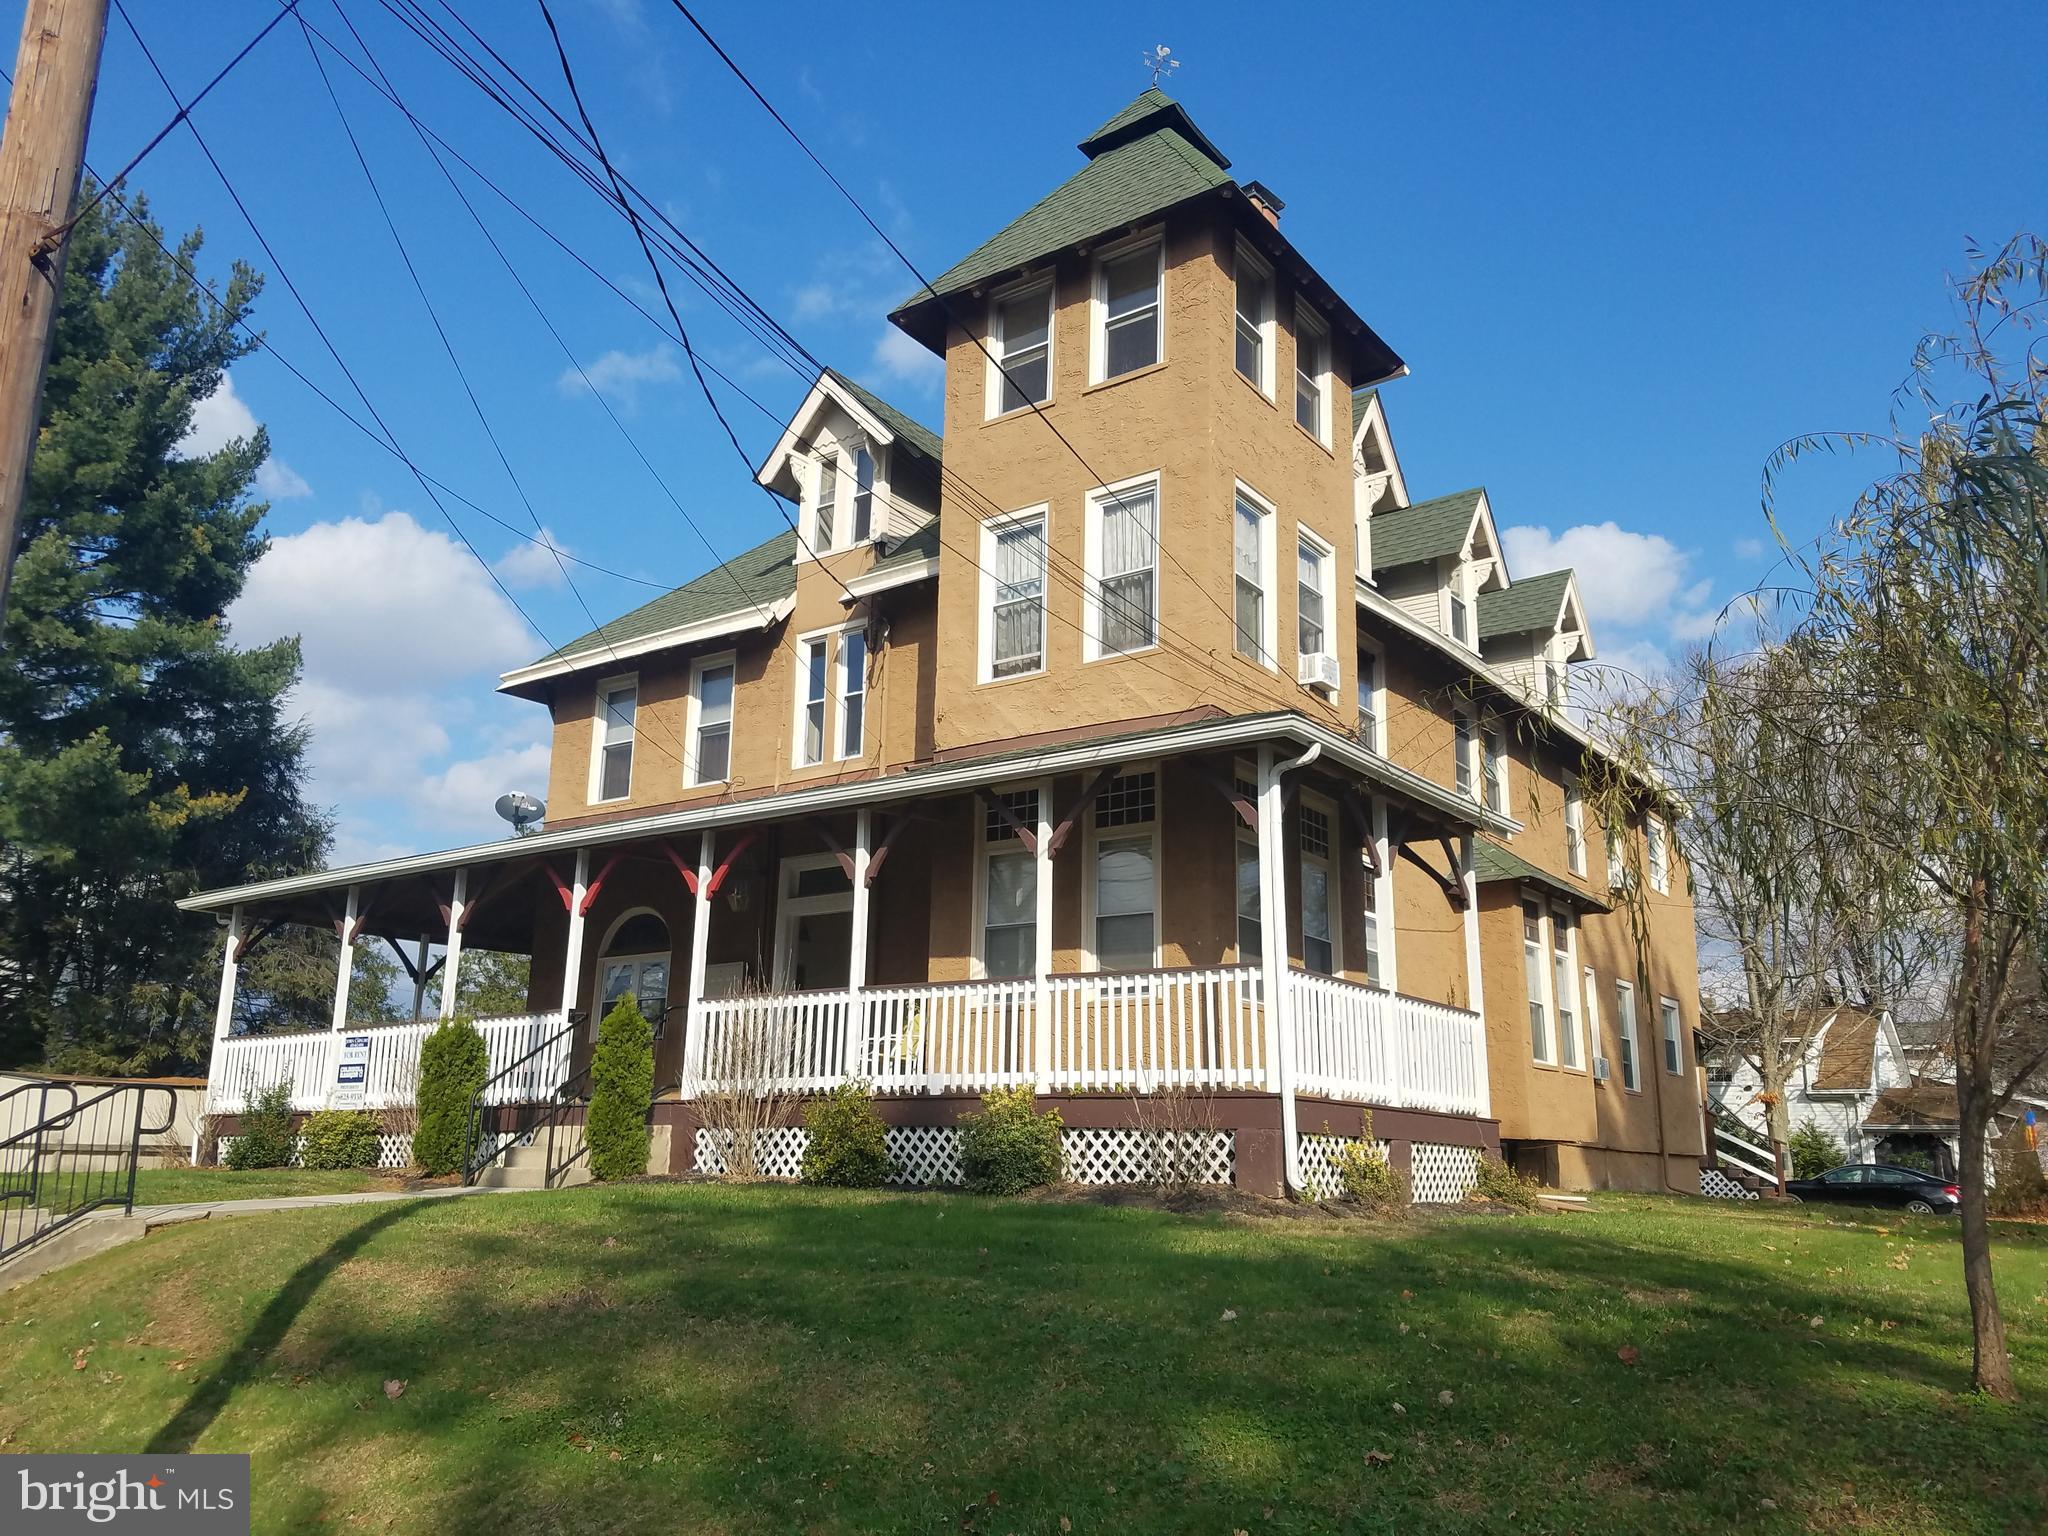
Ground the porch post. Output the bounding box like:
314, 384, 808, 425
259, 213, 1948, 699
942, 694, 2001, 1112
439, 868, 468, 1020
1032, 775, 1054, 1091
196, 904, 244, 1159
1255, 746, 1301, 1189
1459, 834, 1491, 1118
330, 884, 361, 1033
560, 847, 591, 1024
681, 829, 715, 1089
845, 808, 872, 1078
410, 934, 432, 1020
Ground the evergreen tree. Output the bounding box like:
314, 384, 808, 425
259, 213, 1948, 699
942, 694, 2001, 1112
0, 189, 328, 1072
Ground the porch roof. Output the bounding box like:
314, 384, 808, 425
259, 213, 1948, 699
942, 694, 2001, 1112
1470, 838, 1610, 913
178, 708, 1520, 920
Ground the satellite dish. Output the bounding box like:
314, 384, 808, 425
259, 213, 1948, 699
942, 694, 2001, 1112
495, 791, 546, 835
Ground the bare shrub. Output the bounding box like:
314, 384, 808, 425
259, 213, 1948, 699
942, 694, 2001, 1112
693, 983, 802, 1179
1127, 1081, 1223, 1191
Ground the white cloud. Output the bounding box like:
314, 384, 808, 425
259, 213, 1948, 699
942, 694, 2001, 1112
558, 345, 681, 409
871, 325, 943, 388
494, 527, 572, 590
1733, 536, 1765, 561
1501, 521, 1692, 630
179, 373, 311, 498
411, 740, 554, 830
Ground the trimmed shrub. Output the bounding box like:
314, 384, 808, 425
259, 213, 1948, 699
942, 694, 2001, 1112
225, 1080, 297, 1170
1788, 1122, 1845, 1181
1469, 1153, 1541, 1211
1334, 1115, 1407, 1216
300, 1109, 383, 1170
414, 1017, 490, 1176
957, 1085, 1063, 1195
587, 994, 655, 1181
801, 1082, 894, 1187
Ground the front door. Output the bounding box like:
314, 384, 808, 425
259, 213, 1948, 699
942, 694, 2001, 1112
774, 854, 856, 990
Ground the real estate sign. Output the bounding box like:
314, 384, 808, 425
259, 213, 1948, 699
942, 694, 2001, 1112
331, 1035, 371, 1110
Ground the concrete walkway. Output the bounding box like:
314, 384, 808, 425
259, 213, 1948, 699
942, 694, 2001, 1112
2, 1183, 497, 1291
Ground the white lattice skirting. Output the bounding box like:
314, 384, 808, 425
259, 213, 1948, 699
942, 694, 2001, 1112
1699, 1167, 1760, 1200
1296, 1134, 1394, 1201
692, 1124, 1234, 1187
215, 1131, 414, 1170
1408, 1142, 1483, 1204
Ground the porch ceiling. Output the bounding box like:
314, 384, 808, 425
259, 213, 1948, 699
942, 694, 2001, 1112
179, 710, 1520, 918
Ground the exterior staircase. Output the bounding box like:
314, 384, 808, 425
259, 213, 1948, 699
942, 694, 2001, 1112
473, 1133, 591, 1190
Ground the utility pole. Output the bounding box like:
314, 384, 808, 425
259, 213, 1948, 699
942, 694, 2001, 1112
0, 0, 108, 629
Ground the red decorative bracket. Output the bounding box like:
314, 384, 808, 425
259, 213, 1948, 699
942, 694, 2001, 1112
545, 862, 575, 913
580, 850, 626, 916
666, 830, 757, 901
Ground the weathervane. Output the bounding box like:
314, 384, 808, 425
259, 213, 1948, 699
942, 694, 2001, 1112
1142, 44, 1178, 88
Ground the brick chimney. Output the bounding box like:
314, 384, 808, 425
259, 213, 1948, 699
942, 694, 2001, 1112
1243, 180, 1285, 227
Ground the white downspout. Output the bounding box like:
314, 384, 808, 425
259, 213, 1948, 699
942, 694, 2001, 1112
1261, 741, 1321, 1193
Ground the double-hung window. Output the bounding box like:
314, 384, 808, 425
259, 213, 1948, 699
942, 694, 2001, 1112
1614, 981, 1641, 1090
981, 788, 1039, 978
1361, 843, 1383, 985
851, 446, 875, 543
1097, 241, 1161, 380
592, 678, 637, 803
1564, 777, 1587, 875
1449, 572, 1472, 647
1234, 243, 1273, 393
1357, 644, 1384, 754
1300, 799, 1336, 975
1294, 302, 1328, 442
1524, 899, 1551, 1061
1606, 825, 1627, 887
1233, 489, 1270, 664
795, 628, 869, 767
1297, 533, 1330, 663
1648, 815, 1671, 893
1482, 718, 1508, 814
687, 655, 735, 786
839, 628, 867, 759
991, 281, 1051, 415
1235, 824, 1261, 963
983, 509, 1047, 680
1089, 480, 1158, 657
812, 457, 838, 552
1553, 909, 1580, 1069
1453, 707, 1477, 800
797, 637, 830, 767
1091, 772, 1157, 970
1660, 996, 1685, 1075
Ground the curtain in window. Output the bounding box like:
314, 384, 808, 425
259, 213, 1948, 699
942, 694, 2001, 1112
1297, 540, 1326, 656
991, 518, 1046, 675
983, 849, 1036, 978
1233, 498, 1263, 659
801, 641, 828, 765
1098, 489, 1156, 653
1094, 835, 1155, 969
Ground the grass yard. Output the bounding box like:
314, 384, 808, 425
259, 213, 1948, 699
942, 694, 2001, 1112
41, 1167, 404, 1208
3, 1185, 2045, 1535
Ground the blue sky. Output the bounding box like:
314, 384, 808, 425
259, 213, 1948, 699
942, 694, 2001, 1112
29, 0, 2045, 864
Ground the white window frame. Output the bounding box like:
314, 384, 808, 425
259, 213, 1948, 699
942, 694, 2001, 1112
769, 852, 855, 989
1614, 979, 1642, 1092
588, 673, 638, 805
684, 650, 737, 788
1296, 526, 1335, 672
1089, 230, 1164, 386
978, 504, 1050, 684
1298, 790, 1341, 977
1232, 481, 1278, 668
1606, 824, 1627, 889
1564, 774, 1587, 876
1453, 706, 1478, 800
1356, 638, 1387, 755
986, 274, 1054, 420
837, 622, 867, 761
1232, 239, 1275, 398
1583, 966, 1605, 1079
1082, 472, 1162, 662
1293, 299, 1330, 446
1553, 905, 1583, 1071
792, 629, 832, 769
1082, 770, 1161, 973
1523, 896, 1554, 1065
1363, 793, 1395, 989
849, 442, 876, 544
973, 783, 1040, 980
1660, 995, 1685, 1076
1233, 761, 1261, 964
1481, 716, 1508, 815
806, 451, 841, 555
1648, 814, 1671, 893
1447, 563, 1473, 647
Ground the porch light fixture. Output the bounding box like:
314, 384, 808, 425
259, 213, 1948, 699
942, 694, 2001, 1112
723, 872, 755, 914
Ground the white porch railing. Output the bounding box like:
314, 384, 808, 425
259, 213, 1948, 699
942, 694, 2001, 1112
204, 1011, 571, 1114
685, 967, 1485, 1117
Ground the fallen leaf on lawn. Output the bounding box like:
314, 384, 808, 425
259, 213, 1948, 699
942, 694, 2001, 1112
1364, 1450, 1393, 1466
984, 1491, 1000, 1507
1392, 1401, 1406, 1415
1616, 1346, 1640, 1366
383, 1379, 406, 1400
1059, 1519, 1071, 1534
1437, 1390, 1454, 1406
1220, 1308, 1238, 1322
601, 1236, 620, 1249
1398, 1322, 1409, 1334
71, 1348, 89, 1371
1808, 1316, 1824, 1329
1400, 1289, 1414, 1300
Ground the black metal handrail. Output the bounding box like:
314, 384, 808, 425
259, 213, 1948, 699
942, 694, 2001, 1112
460, 1012, 582, 1184
1, 1082, 179, 1266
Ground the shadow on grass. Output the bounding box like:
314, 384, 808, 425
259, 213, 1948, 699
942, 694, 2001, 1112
78, 1185, 2048, 1534
144, 1199, 428, 1455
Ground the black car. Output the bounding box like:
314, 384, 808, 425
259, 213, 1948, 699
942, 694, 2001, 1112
1784, 1162, 1960, 1214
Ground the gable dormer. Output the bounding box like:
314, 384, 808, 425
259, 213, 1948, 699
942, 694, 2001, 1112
1477, 568, 1595, 709
757, 368, 944, 559
1351, 387, 1410, 578
1366, 488, 1504, 649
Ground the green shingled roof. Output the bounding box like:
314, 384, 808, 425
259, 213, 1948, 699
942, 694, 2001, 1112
891, 110, 1232, 315
1351, 385, 1378, 425
1471, 839, 1609, 911
1078, 88, 1230, 168
522, 529, 797, 671
1477, 569, 1575, 641
868, 517, 939, 574
1369, 488, 1484, 572
823, 368, 941, 465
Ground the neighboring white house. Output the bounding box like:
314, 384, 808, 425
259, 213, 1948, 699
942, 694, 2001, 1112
1706, 1006, 1964, 1176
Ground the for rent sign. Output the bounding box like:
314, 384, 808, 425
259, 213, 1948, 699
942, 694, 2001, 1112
6, 1454, 249, 1533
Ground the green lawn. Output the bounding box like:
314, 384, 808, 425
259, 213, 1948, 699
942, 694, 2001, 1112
3, 1185, 2045, 1535
35, 1167, 404, 1209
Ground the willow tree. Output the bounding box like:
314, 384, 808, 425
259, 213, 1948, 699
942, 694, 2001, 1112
1774, 234, 2048, 1400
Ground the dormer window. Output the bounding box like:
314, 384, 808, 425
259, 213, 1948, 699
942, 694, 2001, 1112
851, 446, 875, 543
1448, 568, 1472, 647
1294, 302, 1329, 444
812, 457, 838, 552
1095, 238, 1162, 382
990, 279, 1052, 415
1233, 242, 1273, 395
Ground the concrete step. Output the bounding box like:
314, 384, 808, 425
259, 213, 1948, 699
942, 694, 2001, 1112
474, 1162, 591, 1190
502, 1138, 583, 1170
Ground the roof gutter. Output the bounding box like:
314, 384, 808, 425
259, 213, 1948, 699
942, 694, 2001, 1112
177, 710, 1519, 913
841, 555, 938, 601
496, 595, 796, 693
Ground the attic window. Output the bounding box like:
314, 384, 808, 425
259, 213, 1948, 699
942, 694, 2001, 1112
1233, 242, 1274, 395
1096, 240, 1162, 381
991, 280, 1052, 415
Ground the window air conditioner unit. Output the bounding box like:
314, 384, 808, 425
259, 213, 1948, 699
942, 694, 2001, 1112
1592, 1056, 1611, 1082
1296, 652, 1341, 693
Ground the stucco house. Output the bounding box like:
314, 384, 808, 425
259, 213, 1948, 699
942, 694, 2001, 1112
181, 90, 1707, 1197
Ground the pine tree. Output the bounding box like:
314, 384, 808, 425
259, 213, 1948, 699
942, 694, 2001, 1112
0, 189, 329, 1072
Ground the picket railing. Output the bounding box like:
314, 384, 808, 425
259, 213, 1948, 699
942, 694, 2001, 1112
204, 1012, 570, 1114
684, 967, 1483, 1115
